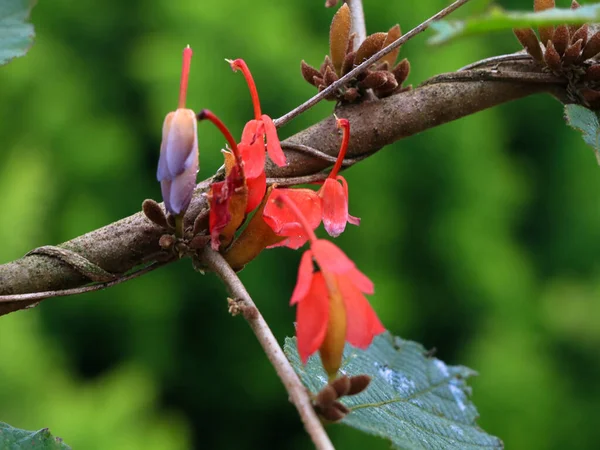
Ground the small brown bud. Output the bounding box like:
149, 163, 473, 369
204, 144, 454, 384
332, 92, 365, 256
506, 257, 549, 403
581, 32, 600, 61
332, 400, 350, 415
325, 0, 339, 7
534, 0, 555, 12
142, 199, 168, 229
552, 25, 570, 56
584, 64, 600, 81
316, 385, 338, 407
392, 58, 411, 85
354, 32, 387, 65
192, 208, 209, 235
319, 404, 346, 422
544, 40, 562, 71
189, 234, 210, 250
345, 32, 356, 54
514, 28, 544, 63
301, 60, 321, 86
379, 24, 402, 68
320, 55, 335, 74
347, 375, 372, 395
374, 75, 399, 97
359, 70, 389, 90
343, 87, 359, 102
535, 0, 555, 45
342, 51, 355, 75
329, 4, 352, 75
323, 65, 339, 86
562, 39, 583, 66
330, 375, 351, 397
571, 0, 581, 9
571, 24, 588, 48
159, 234, 176, 250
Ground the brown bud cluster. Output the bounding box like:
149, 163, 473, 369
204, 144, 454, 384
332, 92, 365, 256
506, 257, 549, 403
301, 4, 410, 103
514, 0, 600, 108
514, 0, 600, 69
313, 374, 371, 422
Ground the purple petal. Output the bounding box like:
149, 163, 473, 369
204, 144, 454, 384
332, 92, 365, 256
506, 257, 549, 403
157, 109, 198, 181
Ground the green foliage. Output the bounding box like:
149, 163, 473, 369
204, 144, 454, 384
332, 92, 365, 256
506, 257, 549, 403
1, 0, 600, 449
564, 104, 600, 164
285, 333, 502, 450
429, 4, 600, 44
0, 0, 35, 66
0, 422, 71, 450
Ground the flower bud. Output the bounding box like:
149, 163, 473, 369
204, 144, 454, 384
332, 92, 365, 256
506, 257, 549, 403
157, 108, 199, 215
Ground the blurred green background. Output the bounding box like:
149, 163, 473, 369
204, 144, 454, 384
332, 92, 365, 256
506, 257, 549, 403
1, 0, 599, 448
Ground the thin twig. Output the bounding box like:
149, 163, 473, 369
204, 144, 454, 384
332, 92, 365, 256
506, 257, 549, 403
346, 0, 366, 47
458, 53, 534, 71
273, 0, 472, 128
0, 261, 169, 303
201, 247, 335, 450
421, 70, 567, 87
282, 142, 364, 166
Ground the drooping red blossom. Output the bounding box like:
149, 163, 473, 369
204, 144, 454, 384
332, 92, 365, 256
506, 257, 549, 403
197, 110, 247, 251
318, 117, 360, 237
271, 192, 385, 378
229, 58, 287, 212
157, 46, 199, 218
263, 188, 322, 250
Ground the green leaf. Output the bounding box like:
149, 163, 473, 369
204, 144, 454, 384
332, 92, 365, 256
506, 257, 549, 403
0, 0, 36, 66
0, 422, 71, 450
284, 332, 503, 450
429, 4, 600, 45
564, 104, 600, 165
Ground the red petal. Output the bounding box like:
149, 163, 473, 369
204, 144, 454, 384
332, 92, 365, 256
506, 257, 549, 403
266, 234, 310, 250
291, 250, 315, 305
239, 142, 266, 179
312, 239, 355, 274
338, 276, 385, 349
209, 181, 231, 250
240, 120, 260, 145
346, 266, 374, 295
263, 188, 322, 236
338, 176, 360, 226
320, 178, 348, 237
245, 172, 267, 213
261, 114, 287, 167
296, 272, 329, 364
239, 121, 266, 179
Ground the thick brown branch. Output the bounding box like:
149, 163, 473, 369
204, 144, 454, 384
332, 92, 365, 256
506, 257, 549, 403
0, 60, 566, 317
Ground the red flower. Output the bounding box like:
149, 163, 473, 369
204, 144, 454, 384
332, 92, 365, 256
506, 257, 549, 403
318, 117, 360, 237
197, 110, 247, 251
229, 58, 287, 212
271, 191, 385, 378
157, 46, 199, 219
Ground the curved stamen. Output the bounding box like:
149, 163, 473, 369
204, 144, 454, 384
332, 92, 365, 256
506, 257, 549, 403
273, 191, 319, 244
228, 58, 262, 120
197, 110, 243, 164
178, 46, 193, 109
329, 117, 350, 179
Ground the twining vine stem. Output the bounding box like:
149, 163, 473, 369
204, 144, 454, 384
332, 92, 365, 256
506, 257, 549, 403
200, 247, 335, 450
346, 0, 367, 47
273, 0, 472, 128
